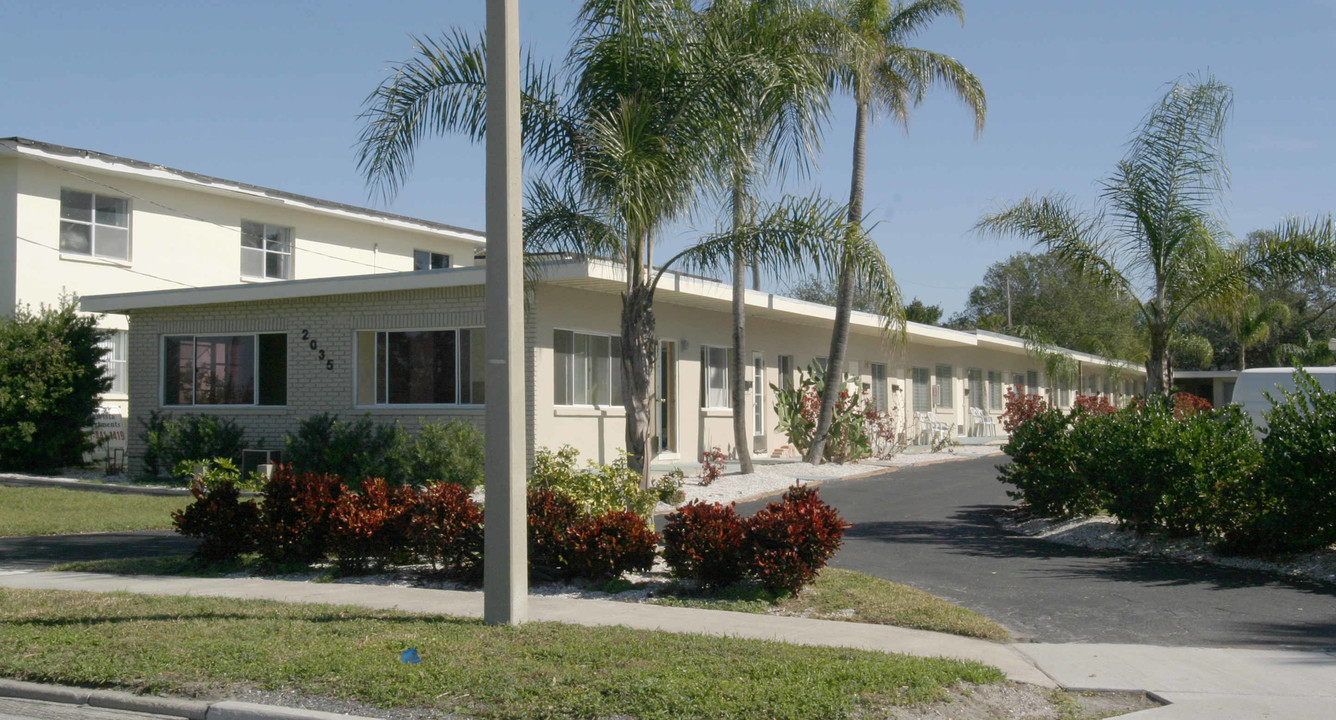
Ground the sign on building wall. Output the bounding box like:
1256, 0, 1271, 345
83, 406, 128, 472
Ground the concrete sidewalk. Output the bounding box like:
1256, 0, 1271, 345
0, 571, 1051, 686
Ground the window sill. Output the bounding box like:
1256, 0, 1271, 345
60, 252, 132, 267
554, 405, 625, 417
100, 393, 130, 401
240, 275, 291, 283
701, 408, 733, 418
159, 405, 288, 415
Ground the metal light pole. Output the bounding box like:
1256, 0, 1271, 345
483, 0, 527, 625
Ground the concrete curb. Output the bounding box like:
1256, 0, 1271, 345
0, 474, 193, 496
0, 679, 379, 720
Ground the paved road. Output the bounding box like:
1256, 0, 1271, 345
740, 456, 1336, 650
0, 530, 195, 571
0, 697, 175, 720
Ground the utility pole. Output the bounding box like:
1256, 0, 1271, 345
1005, 277, 1013, 329
483, 0, 526, 626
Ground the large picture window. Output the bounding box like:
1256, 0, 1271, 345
356, 328, 484, 406
241, 221, 293, 280
553, 330, 622, 406
701, 345, 730, 409
60, 189, 130, 260
163, 333, 286, 406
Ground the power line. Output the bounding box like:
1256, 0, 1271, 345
15, 234, 198, 288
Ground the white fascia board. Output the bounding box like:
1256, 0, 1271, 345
81, 267, 487, 313
4, 141, 486, 246
974, 329, 1144, 374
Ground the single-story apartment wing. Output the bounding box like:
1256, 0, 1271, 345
81, 258, 1144, 475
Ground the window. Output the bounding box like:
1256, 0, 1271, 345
1013, 373, 1026, 395
871, 363, 888, 412
777, 355, 794, 392
967, 368, 984, 410
414, 250, 451, 271
935, 363, 953, 409
241, 221, 293, 279
814, 356, 828, 372
1059, 377, 1070, 407
60, 189, 129, 260
752, 352, 764, 436
987, 371, 1003, 410
553, 330, 622, 406
701, 345, 730, 408
1027, 370, 1040, 396
912, 367, 931, 413
163, 334, 286, 406
356, 328, 483, 405
100, 330, 128, 395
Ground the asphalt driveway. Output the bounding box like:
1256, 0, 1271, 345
739, 456, 1336, 650
0, 530, 195, 571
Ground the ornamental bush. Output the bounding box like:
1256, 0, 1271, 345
526, 488, 583, 581
256, 466, 345, 565
1000, 406, 1101, 518
409, 481, 484, 577
328, 477, 416, 574
744, 485, 849, 594
1220, 371, 1336, 555
1000, 388, 1048, 434
566, 510, 659, 580
529, 445, 657, 518
285, 413, 411, 487
139, 413, 249, 478
0, 298, 109, 472
662, 500, 748, 589
172, 480, 259, 562
771, 365, 871, 463
410, 419, 485, 489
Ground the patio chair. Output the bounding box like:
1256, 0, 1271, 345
969, 406, 998, 437
915, 411, 952, 446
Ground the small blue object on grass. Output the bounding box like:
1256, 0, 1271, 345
401, 648, 421, 664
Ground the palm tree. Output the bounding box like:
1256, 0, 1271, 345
805, 0, 985, 464
1229, 293, 1290, 370
977, 74, 1336, 394
358, 0, 851, 477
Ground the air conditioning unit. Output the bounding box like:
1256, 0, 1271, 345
241, 449, 284, 477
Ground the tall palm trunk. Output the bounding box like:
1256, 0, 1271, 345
622, 280, 657, 484
806, 99, 868, 464
1146, 325, 1171, 396
730, 181, 754, 474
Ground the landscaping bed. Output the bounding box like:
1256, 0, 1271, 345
0, 486, 186, 537
0, 589, 1003, 720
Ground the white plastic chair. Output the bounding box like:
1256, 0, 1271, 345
969, 406, 998, 437
915, 411, 951, 446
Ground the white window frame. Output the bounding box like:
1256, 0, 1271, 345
240, 220, 294, 280
752, 351, 765, 436
354, 326, 484, 408
60, 188, 131, 261
702, 344, 731, 409
935, 363, 954, 410
553, 328, 623, 408
871, 362, 889, 413
160, 332, 286, 407
912, 366, 932, 413
988, 370, 1004, 410
413, 249, 452, 271
100, 330, 128, 396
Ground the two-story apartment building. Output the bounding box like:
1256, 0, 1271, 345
0, 137, 484, 455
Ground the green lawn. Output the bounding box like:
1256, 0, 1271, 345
647, 568, 1011, 640
0, 486, 187, 536
0, 589, 1003, 720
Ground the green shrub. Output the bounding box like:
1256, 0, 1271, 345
999, 407, 1101, 518
173, 457, 266, 492
0, 297, 109, 471
410, 419, 484, 489
285, 413, 411, 487
528, 445, 657, 519
653, 469, 686, 505
139, 412, 248, 478
1220, 371, 1336, 555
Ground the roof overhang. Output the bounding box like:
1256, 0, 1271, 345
0, 137, 485, 246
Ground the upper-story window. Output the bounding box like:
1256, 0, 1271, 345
414, 250, 452, 271
241, 221, 293, 280
60, 189, 130, 261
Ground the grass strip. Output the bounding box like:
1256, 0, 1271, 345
648, 568, 1011, 640
0, 486, 185, 536
0, 589, 1002, 720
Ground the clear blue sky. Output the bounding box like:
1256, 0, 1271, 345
4, 1, 1333, 316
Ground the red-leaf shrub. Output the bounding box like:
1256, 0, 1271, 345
662, 500, 748, 589
566, 510, 658, 580
1172, 392, 1212, 419
527, 489, 582, 580
744, 485, 850, 594
409, 481, 484, 578
257, 466, 344, 565
700, 447, 727, 486
1072, 394, 1117, 416
172, 480, 259, 562
1001, 388, 1049, 434
329, 477, 415, 574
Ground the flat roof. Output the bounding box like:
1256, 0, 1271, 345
82, 257, 1140, 372
0, 137, 486, 245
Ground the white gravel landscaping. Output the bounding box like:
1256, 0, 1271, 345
1002, 513, 1336, 585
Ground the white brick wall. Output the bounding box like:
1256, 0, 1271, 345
125, 284, 537, 475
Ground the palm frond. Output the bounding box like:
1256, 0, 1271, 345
975, 196, 1134, 298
